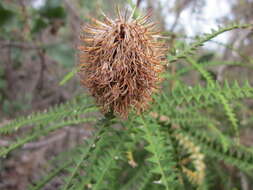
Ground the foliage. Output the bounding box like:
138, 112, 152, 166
1, 1, 253, 190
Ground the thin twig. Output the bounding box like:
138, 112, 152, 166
23, 131, 67, 149
36, 49, 47, 91
0, 41, 42, 49
0, 40, 64, 50
136, 0, 143, 8
64, 0, 84, 24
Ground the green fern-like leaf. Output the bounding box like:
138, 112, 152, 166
165, 80, 253, 110
186, 57, 239, 135
0, 116, 96, 158
120, 165, 152, 190
179, 127, 253, 170
61, 129, 104, 190
0, 95, 97, 135
91, 145, 122, 190
61, 113, 115, 190
29, 161, 71, 190
138, 116, 178, 190
164, 61, 249, 80
168, 23, 251, 63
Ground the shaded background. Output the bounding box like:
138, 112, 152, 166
0, 0, 253, 189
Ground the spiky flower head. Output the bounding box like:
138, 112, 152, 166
79, 9, 165, 118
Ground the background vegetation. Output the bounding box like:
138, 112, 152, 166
0, 0, 253, 190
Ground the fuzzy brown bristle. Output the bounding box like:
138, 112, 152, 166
79, 9, 166, 118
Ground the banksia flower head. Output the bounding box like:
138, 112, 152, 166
79, 8, 165, 118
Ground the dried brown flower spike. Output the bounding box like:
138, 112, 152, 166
79, 9, 165, 118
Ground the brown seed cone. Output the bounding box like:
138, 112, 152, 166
79, 10, 165, 118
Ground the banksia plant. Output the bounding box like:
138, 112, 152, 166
79, 9, 165, 118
